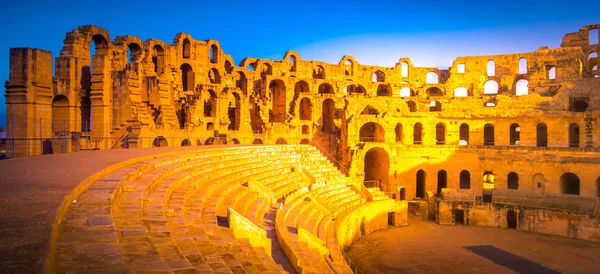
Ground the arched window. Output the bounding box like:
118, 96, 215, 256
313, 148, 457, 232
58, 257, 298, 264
377, 84, 392, 96
560, 173, 580, 195
289, 55, 296, 72
487, 60, 495, 77
548, 66, 556, 80
318, 83, 334, 94
518, 58, 527, 74
510, 123, 520, 145
372, 70, 385, 82
400, 87, 411, 97
344, 59, 353, 76
269, 80, 286, 123
426, 87, 442, 96
322, 99, 335, 133
359, 122, 385, 142
426, 72, 439, 84
210, 44, 218, 63
152, 45, 165, 74
182, 38, 190, 58
588, 52, 597, 71
416, 170, 426, 198
228, 93, 241, 130
407, 101, 417, 112
484, 124, 494, 146
180, 63, 194, 91
508, 172, 519, 189
208, 68, 220, 84
483, 80, 498, 95
299, 98, 312, 120
204, 90, 217, 117
437, 170, 447, 193
454, 87, 468, 97
313, 65, 325, 79
536, 123, 548, 147
395, 123, 403, 143
413, 123, 423, 144
401, 62, 409, 77
459, 123, 469, 145
483, 172, 495, 189
515, 79, 529, 96
460, 170, 470, 189
569, 123, 580, 148
429, 101, 441, 112
127, 43, 141, 63
436, 123, 446, 145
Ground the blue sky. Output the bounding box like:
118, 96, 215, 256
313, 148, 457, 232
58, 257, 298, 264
0, 0, 597, 127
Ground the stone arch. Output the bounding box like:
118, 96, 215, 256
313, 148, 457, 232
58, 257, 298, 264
426, 87, 443, 96
400, 87, 412, 97
204, 138, 215, 145
181, 139, 191, 146
225, 60, 233, 74
484, 123, 494, 146
376, 84, 392, 96
182, 38, 190, 58
401, 61, 409, 77
483, 171, 495, 190
313, 65, 325, 79
454, 87, 468, 97
236, 71, 248, 95
435, 123, 446, 144
345, 84, 366, 94
270, 79, 286, 123
152, 136, 168, 147
460, 170, 471, 189
252, 138, 263, 145
209, 68, 221, 84
322, 99, 335, 133
210, 44, 219, 63
288, 55, 297, 72
407, 101, 417, 112
364, 147, 390, 187
429, 101, 441, 112
510, 123, 520, 145
395, 123, 403, 143
276, 138, 287, 145
460, 123, 469, 144
560, 173, 580, 195
426, 72, 439, 84
361, 105, 379, 115
484, 80, 498, 95
372, 70, 385, 82
318, 83, 334, 94
413, 123, 423, 144
231, 138, 240, 145
228, 92, 241, 131
151, 45, 165, 74
300, 138, 310, 144
416, 170, 426, 199
180, 63, 194, 91
196, 139, 202, 146
52, 95, 70, 133
588, 52, 597, 71
295, 80, 309, 93
508, 172, 519, 189
204, 90, 217, 117
536, 123, 548, 147
344, 59, 354, 76
127, 43, 142, 63
515, 79, 529, 96
437, 170, 447, 193
299, 98, 312, 120
569, 123, 580, 148
359, 122, 385, 142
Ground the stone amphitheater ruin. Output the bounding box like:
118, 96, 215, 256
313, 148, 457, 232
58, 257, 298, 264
1, 23, 600, 273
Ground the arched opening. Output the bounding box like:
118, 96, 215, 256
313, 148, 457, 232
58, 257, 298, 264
426, 72, 439, 84
210, 44, 218, 63
416, 170, 426, 199
207, 122, 214, 131
487, 60, 495, 77
322, 99, 335, 133
80, 97, 91, 132
302, 125, 310, 134
300, 138, 310, 144
515, 79, 529, 96
289, 55, 296, 72
460, 123, 469, 145
426, 87, 442, 96
152, 136, 168, 147
569, 123, 580, 148
270, 80, 286, 123
52, 95, 70, 134
364, 147, 390, 187
181, 139, 191, 146
484, 124, 494, 146
204, 90, 217, 117
299, 98, 312, 120
569, 100, 589, 112
429, 101, 441, 112
483, 171, 495, 190
313, 65, 325, 79
400, 87, 411, 97
225, 60, 233, 74
152, 45, 165, 74
231, 138, 240, 145
182, 38, 190, 58
532, 173, 545, 192
204, 138, 215, 145
560, 173, 580, 195
359, 122, 385, 142
376, 84, 392, 96
177, 106, 187, 130
276, 138, 287, 145
437, 170, 447, 193
127, 43, 141, 63
454, 87, 468, 97
536, 123, 548, 147
588, 52, 597, 71
507, 210, 517, 229
483, 80, 498, 95
372, 70, 385, 82
508, 172, 519, 189
344, 59, 353, 76
209, 68, 220, 84
361, 105, 379, 115
548, 66, 556, 80
400, 188, 406, 200
228, 93, 241, 131
460, 170, 471, 189
395, 123, 403, 143
510, 123, 520, 145
407, 101, 417, 112
518, 58, 527, 74
236, 71, 247, 94
180, 63, 194, 91
345, 84, 365, 94
413, 123, 423, 144
318, 83, 334, 94
401, 62, 409, 77
295, 81, 309, 93
252, 138, 263, 145
435, 123, 446, 145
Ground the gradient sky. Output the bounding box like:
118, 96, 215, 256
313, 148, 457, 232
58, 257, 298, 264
0, 0, 597, 127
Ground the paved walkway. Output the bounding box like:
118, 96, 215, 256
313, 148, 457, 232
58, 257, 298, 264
0, 146, 211, 273
346, 215, 600, 274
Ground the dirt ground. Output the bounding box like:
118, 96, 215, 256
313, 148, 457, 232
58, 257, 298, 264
346, 215, 600, 274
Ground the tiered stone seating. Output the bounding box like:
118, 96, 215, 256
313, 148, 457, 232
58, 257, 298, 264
48, 145, 390, 274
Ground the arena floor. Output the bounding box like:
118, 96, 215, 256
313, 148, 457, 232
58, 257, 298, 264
346, 215, 600, 274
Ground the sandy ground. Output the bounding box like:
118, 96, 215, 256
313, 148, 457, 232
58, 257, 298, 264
346, 215, 600, 274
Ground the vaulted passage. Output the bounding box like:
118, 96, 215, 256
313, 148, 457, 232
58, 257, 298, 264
537, 123, 548, 147
364, 147, 390, 187
52, 95, 70, 134
299, 98, 312, 120
228, 93, 241, 131
413, 123, 423, 144
484, 124, 494, 146
507, 172, 519, 189
560, 173, 580, 195
322, 99, 335, 133
359, 122, 385, 142
270, 80, 286, 123
460, 170, 471, 189
437, 170, 447, 193
416, 170, 426, 198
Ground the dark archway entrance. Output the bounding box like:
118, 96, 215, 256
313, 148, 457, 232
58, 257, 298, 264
152, 136, 168, 147
507, 210, 517, 229
437, 170, 447, 193
508, 172, 519, 189
460, 170, 471, 189
560, 173, 580, 195
364, 147, 390, 187
322, 99, 335, 133
416, 170, 426, 199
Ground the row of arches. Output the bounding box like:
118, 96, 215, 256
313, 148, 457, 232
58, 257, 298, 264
151, 136, 312, 147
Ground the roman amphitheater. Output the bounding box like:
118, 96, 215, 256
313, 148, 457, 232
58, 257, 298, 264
1, 24, 600, 273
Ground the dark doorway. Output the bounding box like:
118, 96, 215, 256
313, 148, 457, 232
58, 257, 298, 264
413, 123, 423, 144
460, 170, 471, 189
507, 210, 517, 229
507, 172, 519, 190
536, 123, 548, 147
509, 123, 520, 145
569, 123, 580, 148
416, 170, 426, 198
484, 124, 494, 146
455, 210, 465, 225
437, 170, 447, 193
560, 173, 580, 195
460, 123, 469, 144
364, 148, 390, 187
